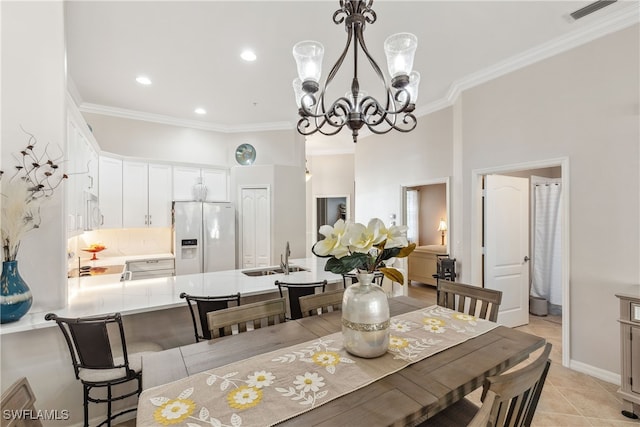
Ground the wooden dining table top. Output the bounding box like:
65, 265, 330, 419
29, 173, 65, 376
140, 296, 545, 426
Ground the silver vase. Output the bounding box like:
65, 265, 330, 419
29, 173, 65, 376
341, 272, 390, 358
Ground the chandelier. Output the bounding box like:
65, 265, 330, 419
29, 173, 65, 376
292, 0, 420, 143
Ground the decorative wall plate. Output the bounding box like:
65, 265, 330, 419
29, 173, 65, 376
235, 143, 256, 165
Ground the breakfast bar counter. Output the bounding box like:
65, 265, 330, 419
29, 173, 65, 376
0, 257, 348, 336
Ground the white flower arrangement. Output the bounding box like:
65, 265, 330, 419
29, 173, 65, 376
312, 218, 416, 283
1, 130, 67, 261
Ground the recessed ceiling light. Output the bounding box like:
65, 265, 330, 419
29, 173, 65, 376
240, 50, 257, 62
136, 76, 152, 85
194, 108, 206, 115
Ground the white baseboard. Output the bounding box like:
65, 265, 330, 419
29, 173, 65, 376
569, 359, 621, 385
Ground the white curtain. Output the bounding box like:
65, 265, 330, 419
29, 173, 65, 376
406, 189, 419, 244
530, 176, 562, 308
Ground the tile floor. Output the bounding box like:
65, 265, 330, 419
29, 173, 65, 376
117, 283, 639, 426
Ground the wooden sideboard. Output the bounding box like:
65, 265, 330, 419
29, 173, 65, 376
617, 286, 640, 420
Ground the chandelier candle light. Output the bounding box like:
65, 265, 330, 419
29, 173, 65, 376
292, 0, 420, 143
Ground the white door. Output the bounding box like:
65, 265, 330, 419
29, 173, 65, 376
241, 188, 271, 268
484, 174, 530, 327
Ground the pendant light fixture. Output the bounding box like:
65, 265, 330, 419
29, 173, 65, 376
292, 0, 419, 143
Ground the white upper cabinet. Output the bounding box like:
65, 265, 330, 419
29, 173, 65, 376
122, 161, 148, 228
172, 166, 202, 201
173, 166, 228, 202
148, 163, 173, 227
98, 156, 123, 229
202, 168, 228, 202
123, 161, 172, 228
66, 102, 100, 233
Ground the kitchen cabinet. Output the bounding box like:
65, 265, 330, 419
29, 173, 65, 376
173, 166, 228, 202
66, 107, 100, 232
123, 161, 172, 228
99, 156, 123, 228
240, 187, 271, 268
617, 286, 640, 419
148, 164, 173, 227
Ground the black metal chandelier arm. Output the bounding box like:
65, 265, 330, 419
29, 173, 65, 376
366, 112, 417, 135
322, 25, 354, 100
357, 87, 412, 120
355, 25, 388, 90
296, 115, 346, 138
297, 98, 353, 135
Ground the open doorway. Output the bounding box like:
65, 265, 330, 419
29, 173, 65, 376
314, 195, 349, 240
471, 158, 570, 366
401, 178, 450, 289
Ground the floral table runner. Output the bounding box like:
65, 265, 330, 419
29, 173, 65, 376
137, 305, 498, 426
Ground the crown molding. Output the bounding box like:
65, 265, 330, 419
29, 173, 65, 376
79, 3, 638, 137
78, 103, 294, 134
414, 2, 639, 118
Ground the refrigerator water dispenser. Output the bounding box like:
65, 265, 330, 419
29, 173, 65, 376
181, 239, 198, 259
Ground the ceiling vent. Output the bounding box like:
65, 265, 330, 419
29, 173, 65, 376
570, 0, 617, 20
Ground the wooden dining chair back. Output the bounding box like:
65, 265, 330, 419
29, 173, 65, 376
1, 377, 43, 427
207, 298, 287, 339
418, 343, 552, 427
179, 292, 241, 342
299, 289, 345, 317
474, 342, 552, 427
45, 312, 161, 427
437, 279, 503, 322
275, 280, 327, 320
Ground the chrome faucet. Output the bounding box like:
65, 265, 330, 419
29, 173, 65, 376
280, 241, 291, 275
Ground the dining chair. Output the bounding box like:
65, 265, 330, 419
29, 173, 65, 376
275, 279, 328, 320
417, 342, 552, 427
206, 297, 287, 339
179, 292, 241, 342
45, 312, 162, 427
299, 288, 345, 317
1, 377, 43, 427
437, 279, 503, 322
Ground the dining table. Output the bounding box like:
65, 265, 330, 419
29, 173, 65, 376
137, 296, 545, 426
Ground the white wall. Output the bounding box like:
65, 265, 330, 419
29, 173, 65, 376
231, 165, 306, 264
1, 0, 69, 420
355, 24, 640, 377
1, 2, 66, 312
354, 106, 454, 226
461, 25, 639, 375
306, 154, 355, 255
82, 112, 302, 168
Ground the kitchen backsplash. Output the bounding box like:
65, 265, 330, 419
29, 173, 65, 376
68, 227, 173, 261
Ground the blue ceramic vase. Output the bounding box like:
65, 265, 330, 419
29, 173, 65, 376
1, 261, 33, 323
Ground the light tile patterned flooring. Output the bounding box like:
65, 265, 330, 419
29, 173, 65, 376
117, 283, 639, 426
407, 282, 640, 427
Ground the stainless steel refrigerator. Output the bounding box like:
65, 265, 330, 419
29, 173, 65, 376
172, 201, 236, 275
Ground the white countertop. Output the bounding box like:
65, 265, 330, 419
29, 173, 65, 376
0, 258, 343, 335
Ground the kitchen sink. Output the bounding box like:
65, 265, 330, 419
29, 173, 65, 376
242, 266, 308, 276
